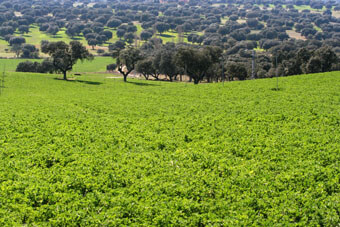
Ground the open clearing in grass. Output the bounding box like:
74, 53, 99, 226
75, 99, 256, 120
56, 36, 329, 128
287, 30, 307, 40
332, 10, 340, 18
72, 57, 115, 73
237, 19, 247, 24
23, 25, 87, 46
0, 58, 42, 71
0, 71, 339, 225
221, 16, 229, 24
293, 5, 327, 12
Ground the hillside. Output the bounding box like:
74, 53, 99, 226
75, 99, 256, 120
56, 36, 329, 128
0, 72, 339, 225
1, 0, 340, 82
1, 0, 340, 59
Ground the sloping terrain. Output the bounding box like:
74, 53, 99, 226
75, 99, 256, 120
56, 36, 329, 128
0, 72, 339, 225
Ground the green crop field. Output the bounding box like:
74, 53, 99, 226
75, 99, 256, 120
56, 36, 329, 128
0, 72, 339, 225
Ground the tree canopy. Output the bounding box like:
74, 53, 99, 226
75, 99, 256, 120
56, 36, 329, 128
41, 41, 93, 80
116, 47, 142, 82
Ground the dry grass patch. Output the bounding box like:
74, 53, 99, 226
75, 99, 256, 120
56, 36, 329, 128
287, 30, 306, 40
333, 10, 340, 18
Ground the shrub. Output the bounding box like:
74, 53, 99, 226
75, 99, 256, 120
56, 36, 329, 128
16, 60, 56, 74
106, 63, 117, 71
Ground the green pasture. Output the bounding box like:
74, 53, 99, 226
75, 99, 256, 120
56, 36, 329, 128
254, 46, 266, 52
0, 71, 339, 225
0, 59, 42, 71
105, 28, 120, 44
23, 25, 87, 46
0, 57, 113, 73
72, 57, 115, 73
293, 5, 327, 11
313, 24, 322, 32
221, 16, 229, 24
254, 4, 275, 8
157, 32, 183, 43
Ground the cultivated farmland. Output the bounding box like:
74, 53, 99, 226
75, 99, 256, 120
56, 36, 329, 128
0, 72, 339, 225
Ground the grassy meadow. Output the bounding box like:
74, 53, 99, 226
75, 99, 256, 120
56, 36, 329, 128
0, 71, 339, 225
72, 57, 114, 73
0, 25, 88, 58
0, 59, 43, 71
0, 57, 114, 73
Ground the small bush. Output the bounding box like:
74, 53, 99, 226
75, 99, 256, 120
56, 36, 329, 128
106, 63, 117, 71
16, 60, 56, 74
97, 49, 105, 54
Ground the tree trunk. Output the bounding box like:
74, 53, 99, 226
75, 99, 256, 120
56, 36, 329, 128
118, 66, 129, 82
193, 78, 199, 84
152, 73, 159, 80
63, 71, 67, 80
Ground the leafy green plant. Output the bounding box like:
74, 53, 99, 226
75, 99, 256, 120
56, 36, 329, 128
0, 72, 339, 225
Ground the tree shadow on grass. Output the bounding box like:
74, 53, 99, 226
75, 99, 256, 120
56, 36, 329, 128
52, 35, 63, 39
54, 78, 102, 85
270, 87, 284, 91
71, 37, 83, 41
160, 34, 175, 38
76, 80, 102, 85
126, 81, 160, 86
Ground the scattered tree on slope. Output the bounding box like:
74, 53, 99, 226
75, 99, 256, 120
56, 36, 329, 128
41, 41, 93, 80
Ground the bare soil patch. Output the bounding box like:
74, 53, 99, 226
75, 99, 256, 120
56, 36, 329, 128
287, 30, 306, 40
333, 11, 340, 18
